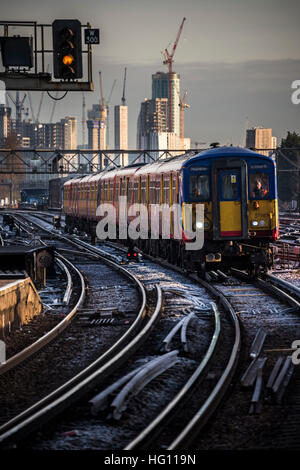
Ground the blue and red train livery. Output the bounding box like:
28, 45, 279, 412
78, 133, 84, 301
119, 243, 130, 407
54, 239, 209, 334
63, 146, 279, 274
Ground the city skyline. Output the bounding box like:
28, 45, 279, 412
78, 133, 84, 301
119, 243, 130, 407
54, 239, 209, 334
0, 0, 299, 148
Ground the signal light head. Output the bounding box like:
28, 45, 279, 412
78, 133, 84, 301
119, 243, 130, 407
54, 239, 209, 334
62, 54, 74, 65
52, 19, 82, 79
60, 28, 74, 40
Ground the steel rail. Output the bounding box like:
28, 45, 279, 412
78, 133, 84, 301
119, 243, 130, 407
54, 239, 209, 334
0, 253, 85, 376
264, 273, 300, 303
0, 212, 161, 446
124, 301, 222, 450
167, 277, 241, 450
1, 213, 148, 377
8, 214, 242, 449
0, 285, 161, 446
55, 257, 73, 305
96, 240, 242, 450
231, 268, 300, 311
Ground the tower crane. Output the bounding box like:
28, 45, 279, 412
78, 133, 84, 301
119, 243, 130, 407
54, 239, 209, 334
240, 117, 249, 147
106, 79, 117, 148
121, 67, 127, 106
162, 17, 186, 133
192, 141, 207, 149
7, 91, 27, 135
27, 92, 36, 123
174, 81, 190, 140
99, 71, 107, 124
82, 92, 86, 147
49, 91, 59, 123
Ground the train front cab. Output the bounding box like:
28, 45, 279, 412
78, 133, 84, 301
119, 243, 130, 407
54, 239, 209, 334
184, 148, 278, 273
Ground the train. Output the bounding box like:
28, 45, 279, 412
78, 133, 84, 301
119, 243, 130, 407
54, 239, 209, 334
48, 177, 72, 210
20, 188, 49, 210
63, 146, 279, 275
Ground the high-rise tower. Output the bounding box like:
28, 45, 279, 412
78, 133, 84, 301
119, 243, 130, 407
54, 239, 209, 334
152, 71, 180, 137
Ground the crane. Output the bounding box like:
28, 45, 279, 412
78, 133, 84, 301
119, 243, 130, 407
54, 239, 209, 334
49, 91, 59, 123
192, 141, 207, 149
121, 67, 127, 106
7, 91, 27, 135
162, 17, 186, 133
240, 117, 249, 147
99, 71, 107, 124
27, 92, 36, 123
82, 92, 86, 147
105, 79, 117, 148
174, 81, 190, 140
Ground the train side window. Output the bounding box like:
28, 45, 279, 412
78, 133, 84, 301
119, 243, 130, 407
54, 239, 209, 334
109, 181, 114, 202
171, 174, 178, 204
249, 173, 269, 199
141, 178, 146, 204
190, 174, 210, 200
128, 179, 132, 201
222, 174, 238, 200
163, 176, 169, 205
149, 178, 156, 204
133, 179, 139, 203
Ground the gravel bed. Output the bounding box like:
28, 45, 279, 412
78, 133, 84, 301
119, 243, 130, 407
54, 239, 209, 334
193, 275, 300, 450
19, 259, 232, 450
0, 257, 139, 427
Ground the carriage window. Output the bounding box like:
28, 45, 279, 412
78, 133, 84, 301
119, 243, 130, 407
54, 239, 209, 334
163, 177, 170, 204
222, 174, 238, 200
141, 179, 147, 204
110, 181, 114, 202
149, 178, 156, 204
190, 174, 210, 200
120, 178, 126, 197
128, 180, 133, 200
249, 173, 269, 199
133, 180, 139, 202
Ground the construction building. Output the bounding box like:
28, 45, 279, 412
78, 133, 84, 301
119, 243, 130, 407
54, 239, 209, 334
152, 71, 180, 136
114, 105, 128, 166
246, 126, 277, 156
0, 105, 12, 146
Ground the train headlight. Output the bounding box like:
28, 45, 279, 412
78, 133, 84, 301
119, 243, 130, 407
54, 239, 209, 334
196, 221, 204, 229
259, 220, 265, 227
252, 221, 258, 226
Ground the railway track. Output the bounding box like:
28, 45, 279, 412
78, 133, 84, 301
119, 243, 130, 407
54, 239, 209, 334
0, 213, 158, 448
1, 210, 300, 450
0, 212, 241, 450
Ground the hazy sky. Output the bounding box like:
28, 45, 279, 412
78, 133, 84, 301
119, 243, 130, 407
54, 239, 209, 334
1, 0, 300, 147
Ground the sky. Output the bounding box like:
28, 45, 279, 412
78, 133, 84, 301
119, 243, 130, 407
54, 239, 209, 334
1, 0, 300, 148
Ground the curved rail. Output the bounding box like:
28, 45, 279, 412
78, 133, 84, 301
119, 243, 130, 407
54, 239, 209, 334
168, 278, 241, 450
55, 257, 73, 305
0, 285, 161, 447
0, 254, 86, 376
125, 301, 222, 450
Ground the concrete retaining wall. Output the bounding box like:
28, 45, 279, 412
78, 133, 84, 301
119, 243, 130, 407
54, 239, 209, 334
0, 277, 43, 339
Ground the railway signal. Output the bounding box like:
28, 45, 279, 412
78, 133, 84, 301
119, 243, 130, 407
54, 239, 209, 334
52, 19, 83, 79
0, 36, 33, 68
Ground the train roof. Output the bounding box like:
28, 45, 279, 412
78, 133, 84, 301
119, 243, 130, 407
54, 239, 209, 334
183, 146, 275, 163
63, 147, 275, 188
